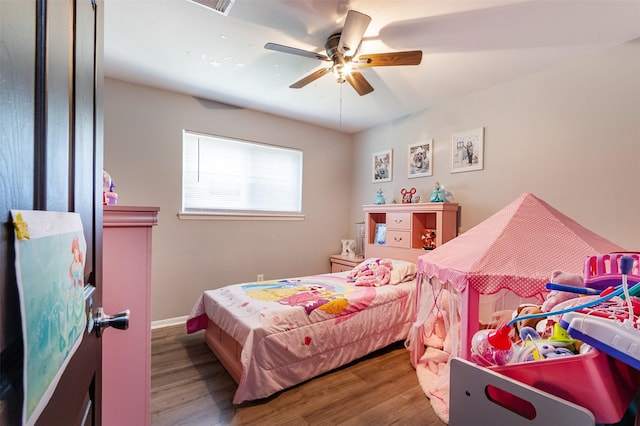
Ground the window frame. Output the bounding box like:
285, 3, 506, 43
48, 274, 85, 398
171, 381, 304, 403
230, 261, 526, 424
179, 130, 305, 221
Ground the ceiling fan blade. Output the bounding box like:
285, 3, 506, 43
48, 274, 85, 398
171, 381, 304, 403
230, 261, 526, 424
338, 10, 371, 55
357, 51, 423, 67
290, 68, 332, 89
265, 42, 330, 61
345, 70, 374, 96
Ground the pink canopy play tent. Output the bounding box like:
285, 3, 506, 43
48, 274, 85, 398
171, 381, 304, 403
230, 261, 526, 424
408, 192, 626, 423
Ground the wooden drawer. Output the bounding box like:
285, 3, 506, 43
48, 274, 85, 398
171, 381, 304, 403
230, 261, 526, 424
330, 255, 362, 273
386, 230, 411, 248
386, 212, 411, 230
332, 263, 353, 273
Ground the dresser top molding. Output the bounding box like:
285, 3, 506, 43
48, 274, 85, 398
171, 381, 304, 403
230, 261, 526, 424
104, 206, 160, 227
363, 203, 459, 213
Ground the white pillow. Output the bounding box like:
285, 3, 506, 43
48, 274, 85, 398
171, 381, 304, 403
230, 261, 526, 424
389, 259, 418, 284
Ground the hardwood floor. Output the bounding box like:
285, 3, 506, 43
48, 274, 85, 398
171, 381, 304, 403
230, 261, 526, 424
151, 325, 447, 426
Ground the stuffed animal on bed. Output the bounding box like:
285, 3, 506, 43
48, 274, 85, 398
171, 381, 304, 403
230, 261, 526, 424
347, 258, 393, 287
541, 270, 585, 312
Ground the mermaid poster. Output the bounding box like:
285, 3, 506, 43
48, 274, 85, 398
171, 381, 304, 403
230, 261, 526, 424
11, 210, 87, 426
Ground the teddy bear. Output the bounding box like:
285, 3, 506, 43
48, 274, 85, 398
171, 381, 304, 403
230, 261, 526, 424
513, 304, 546, 337
541, 270, 585, 312
347, 258, 393, 287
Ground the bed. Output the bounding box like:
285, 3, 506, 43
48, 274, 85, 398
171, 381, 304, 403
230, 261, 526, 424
186, 254, 419, 404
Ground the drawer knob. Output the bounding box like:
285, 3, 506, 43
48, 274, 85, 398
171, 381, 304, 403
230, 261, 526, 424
394, 219, 403, 223
394, 236, 403, 242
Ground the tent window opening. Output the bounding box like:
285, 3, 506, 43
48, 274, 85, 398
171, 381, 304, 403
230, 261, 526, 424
181, 131, 303, 218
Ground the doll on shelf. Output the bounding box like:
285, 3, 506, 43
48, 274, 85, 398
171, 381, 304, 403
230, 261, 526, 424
429, 182, 451, 203
421, 229, 437, 250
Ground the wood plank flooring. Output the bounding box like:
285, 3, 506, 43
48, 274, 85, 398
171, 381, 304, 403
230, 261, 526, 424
151, 324, 447, 426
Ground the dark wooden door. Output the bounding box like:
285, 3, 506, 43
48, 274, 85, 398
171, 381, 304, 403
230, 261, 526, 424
0, 0, 104, 424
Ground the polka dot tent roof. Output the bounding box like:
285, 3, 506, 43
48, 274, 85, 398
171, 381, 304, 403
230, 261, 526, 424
418, 193, 626, 298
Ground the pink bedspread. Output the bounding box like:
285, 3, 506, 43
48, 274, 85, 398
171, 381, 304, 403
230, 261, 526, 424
187, 272, 416, 404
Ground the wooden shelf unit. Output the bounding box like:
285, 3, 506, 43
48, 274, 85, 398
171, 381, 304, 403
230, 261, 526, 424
363, 203, 459, 259
103, 206, 159, 426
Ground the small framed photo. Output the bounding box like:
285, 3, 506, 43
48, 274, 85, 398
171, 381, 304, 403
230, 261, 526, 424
374, 223, 386, 245
408, 140, 433, 178
451, 127, 484, 173
372, 149, 393, 183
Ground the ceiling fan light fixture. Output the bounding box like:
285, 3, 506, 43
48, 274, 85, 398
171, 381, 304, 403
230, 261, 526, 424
187, 0, 235, 16
331, 61, 353, 83
264, 9, 420, 96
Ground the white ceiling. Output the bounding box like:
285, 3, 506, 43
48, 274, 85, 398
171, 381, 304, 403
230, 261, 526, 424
104, 0, 640, 134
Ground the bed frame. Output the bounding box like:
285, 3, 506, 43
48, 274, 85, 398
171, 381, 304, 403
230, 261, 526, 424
203, 249, 421, 388
204, 319, 243, 383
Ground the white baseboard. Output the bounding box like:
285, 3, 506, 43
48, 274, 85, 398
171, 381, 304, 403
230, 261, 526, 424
151, 315, 188, 330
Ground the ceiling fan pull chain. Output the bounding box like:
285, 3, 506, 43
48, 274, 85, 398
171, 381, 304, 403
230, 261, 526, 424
339, 84, 343, 127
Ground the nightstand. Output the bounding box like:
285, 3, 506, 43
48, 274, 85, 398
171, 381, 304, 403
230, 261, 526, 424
330, 254, 363, 273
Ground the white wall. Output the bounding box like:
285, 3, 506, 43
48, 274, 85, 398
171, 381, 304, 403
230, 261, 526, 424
106, 39, 639, 322
350, 39, 640, 251
104, 79, 353, 321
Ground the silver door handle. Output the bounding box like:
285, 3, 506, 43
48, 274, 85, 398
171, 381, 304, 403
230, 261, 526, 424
92, 307, 130, 337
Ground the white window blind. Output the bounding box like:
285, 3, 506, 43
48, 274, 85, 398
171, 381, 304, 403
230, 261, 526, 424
182, 131, 303, 215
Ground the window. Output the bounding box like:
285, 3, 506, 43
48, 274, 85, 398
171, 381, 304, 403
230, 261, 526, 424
181, 131, 303, 218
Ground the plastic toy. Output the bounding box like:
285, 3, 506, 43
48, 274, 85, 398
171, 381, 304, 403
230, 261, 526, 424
584, 252, 640, 291
471, 328, 514, 366
429, 182, 444, 202
515, 325, 577, 362
429, 182, 452, 203
374, 188, 385, 205
102, 169, 118, 205
487, 255, 640, 354
421, 229, 437, 250
401, 187, 416, 204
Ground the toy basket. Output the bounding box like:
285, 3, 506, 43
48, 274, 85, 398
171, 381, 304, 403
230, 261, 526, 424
490, 348, 640, 424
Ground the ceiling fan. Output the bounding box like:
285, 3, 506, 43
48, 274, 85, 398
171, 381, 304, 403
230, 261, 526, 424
264, 10, 422, 96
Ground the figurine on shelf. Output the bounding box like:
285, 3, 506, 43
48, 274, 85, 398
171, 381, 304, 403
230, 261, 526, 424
421, 229, 437, 250
429, 182, 444, 202
401, 187, 416, 204
102, 169, 118, 206
412, 194, 421, 203
429, 181, 451, 203
374, 188, 386, 205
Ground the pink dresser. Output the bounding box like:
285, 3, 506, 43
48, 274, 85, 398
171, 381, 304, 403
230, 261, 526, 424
103, 206, 159, 426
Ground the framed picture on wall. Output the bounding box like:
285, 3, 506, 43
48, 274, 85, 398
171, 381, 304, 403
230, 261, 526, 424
451, 127, 484, 173
408, 140, 433, 178
372, 149, 393, 183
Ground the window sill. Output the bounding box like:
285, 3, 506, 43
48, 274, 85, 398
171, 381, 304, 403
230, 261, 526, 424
178, 212, 306, 221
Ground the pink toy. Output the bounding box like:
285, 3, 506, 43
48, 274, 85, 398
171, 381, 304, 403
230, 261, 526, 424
422, 289, 451, 350
541, 270, 585, 312
584, 252, 640, 291
401, 187, 416, 204
471, 328, 514, 367
347, 258, 393, 287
